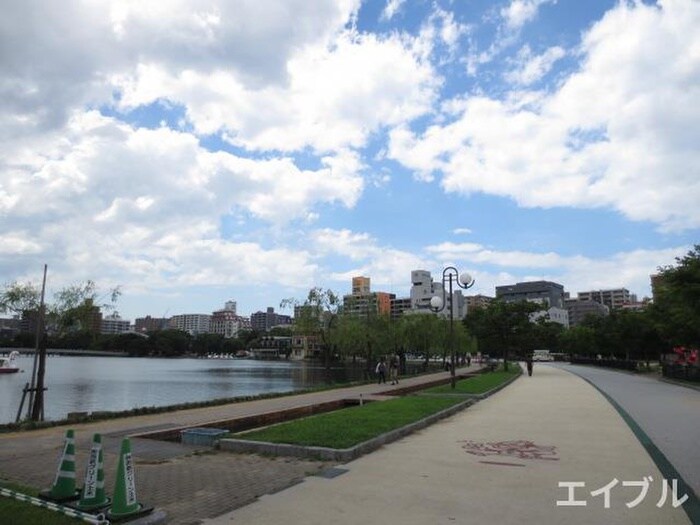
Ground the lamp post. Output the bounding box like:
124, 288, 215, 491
430, 267, 475, 389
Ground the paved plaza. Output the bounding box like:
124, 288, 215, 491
1, 364, 697, 524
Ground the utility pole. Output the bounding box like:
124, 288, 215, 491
28, 264, 48, 421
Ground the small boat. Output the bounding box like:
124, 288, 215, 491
0, 351, 20, 374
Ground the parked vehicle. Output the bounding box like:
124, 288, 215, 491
532, 349, 553, 362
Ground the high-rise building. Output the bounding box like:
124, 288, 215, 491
496, 281, 569, 327
343, 276, 395, 317
352, 276, 371, 295
251, 307, 292, 333
210, 304, 250, 339
101, 312, 131, 334
410, 270, 466, 320
577, 289, 636, 310
170, 314, 211, 335
564, 299, 609, 327
496, 281, 566, 308
135, 316, 170, 333
465, 294, 494, 313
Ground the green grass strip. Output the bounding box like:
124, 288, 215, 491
0, 481, 84, 525
236, 396, 463, 449
423, 367, 520, 395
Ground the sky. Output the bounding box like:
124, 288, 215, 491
1, 0, 698, 321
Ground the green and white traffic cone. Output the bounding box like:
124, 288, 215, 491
75, 433, 110, 510
107, 437, 152, 521
39, 429, 81, 502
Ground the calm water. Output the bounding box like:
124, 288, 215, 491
0, 354, 370, 424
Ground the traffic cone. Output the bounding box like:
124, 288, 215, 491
107, 438, 152, 521
39, 429, 81, 502
75, 433, 110, 510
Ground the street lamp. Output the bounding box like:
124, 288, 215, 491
430, 267, 475, 389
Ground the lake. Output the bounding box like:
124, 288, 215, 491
0, 354, 373, 424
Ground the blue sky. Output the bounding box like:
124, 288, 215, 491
1, 0, 698, 321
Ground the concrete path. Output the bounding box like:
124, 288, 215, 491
203, 365, 691, 525
558, 364, 700, 498
0, 366, 477, 524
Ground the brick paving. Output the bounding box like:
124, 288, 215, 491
0, 366, 476, 524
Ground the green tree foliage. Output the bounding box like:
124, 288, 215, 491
650, 245, 700, 347
463, 300, 541, 369
281, 288, 340, 369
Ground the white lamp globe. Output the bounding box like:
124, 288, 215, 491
430, 296, 443, 309
459, 273, 473, 287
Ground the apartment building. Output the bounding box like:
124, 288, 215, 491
577, 288, 637, 310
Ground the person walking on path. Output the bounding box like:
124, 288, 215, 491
389, 354, 400, 385
526, 355, 533, 376
466, 353, 472, 367
376, 358, 387, 384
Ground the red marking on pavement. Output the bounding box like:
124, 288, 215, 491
479, 460, 526, 467
459, 440, 560, 461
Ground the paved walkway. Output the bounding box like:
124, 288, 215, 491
203, 365, 691, 525
559, 364, 700, 497
0, 366, 477, 524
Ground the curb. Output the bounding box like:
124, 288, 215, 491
218, 369, 522, 462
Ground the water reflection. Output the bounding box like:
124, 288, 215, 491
0, 356, 386, 424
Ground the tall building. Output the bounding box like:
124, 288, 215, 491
352, 276, 371, 295
390, 297, 412, 320
251, 307, 292, 333
577, 288, 636, 310
564, 299, 609, 327
135, 316, 170, 333
410, 270, 466, 320
465, 294, 494, 313
496, 280, 569, 327
343, 276, 395, 317
496, 281, 566, 308
169, 314, 211, 335
210, 304, 250, 339
101, 312, 131, 334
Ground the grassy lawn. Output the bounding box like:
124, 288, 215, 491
423, 366, 520, 395
0, 481, 84, 525
236, 395, 464, 449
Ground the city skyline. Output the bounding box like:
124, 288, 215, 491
1, 1, 698, 322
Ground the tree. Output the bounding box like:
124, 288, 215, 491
281, 288, 340, 372
463, 300, 541, 370
651, 245, 700, 348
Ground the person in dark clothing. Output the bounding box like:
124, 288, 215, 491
376, 358, 387, 384
526, 355, 533, 377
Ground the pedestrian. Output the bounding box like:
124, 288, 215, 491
389, 354, 399, 385
376, 358, 387, 384
526, 354, 533, 377
466, 353, 472, 367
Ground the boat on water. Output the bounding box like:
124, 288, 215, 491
0, 351, 20, 374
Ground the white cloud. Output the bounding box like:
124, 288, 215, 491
382, 0, 406, 21
0, 111, 365, 294
453, 228, 473, 235
114, 29, 439, 153
501, 0, 556, 31
505, 45, 566, 85
389, 0, 700, 231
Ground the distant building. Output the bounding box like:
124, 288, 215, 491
577, 288, 636, 310
101, 312, 131, 334
465, 294, 494, 313
135, 316, 170, 333
564, 299, 609, 327
343, 276, 395, 317
390, 297, 412, 320
210, 304, 250, 338
496, 281, 566, 308
410, 270, 466, 320
352, 276, 371, 295
0, 316, 20, 338
496, 281, 568, 327
250, 307, 292, 333
169, 314, 211, 336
